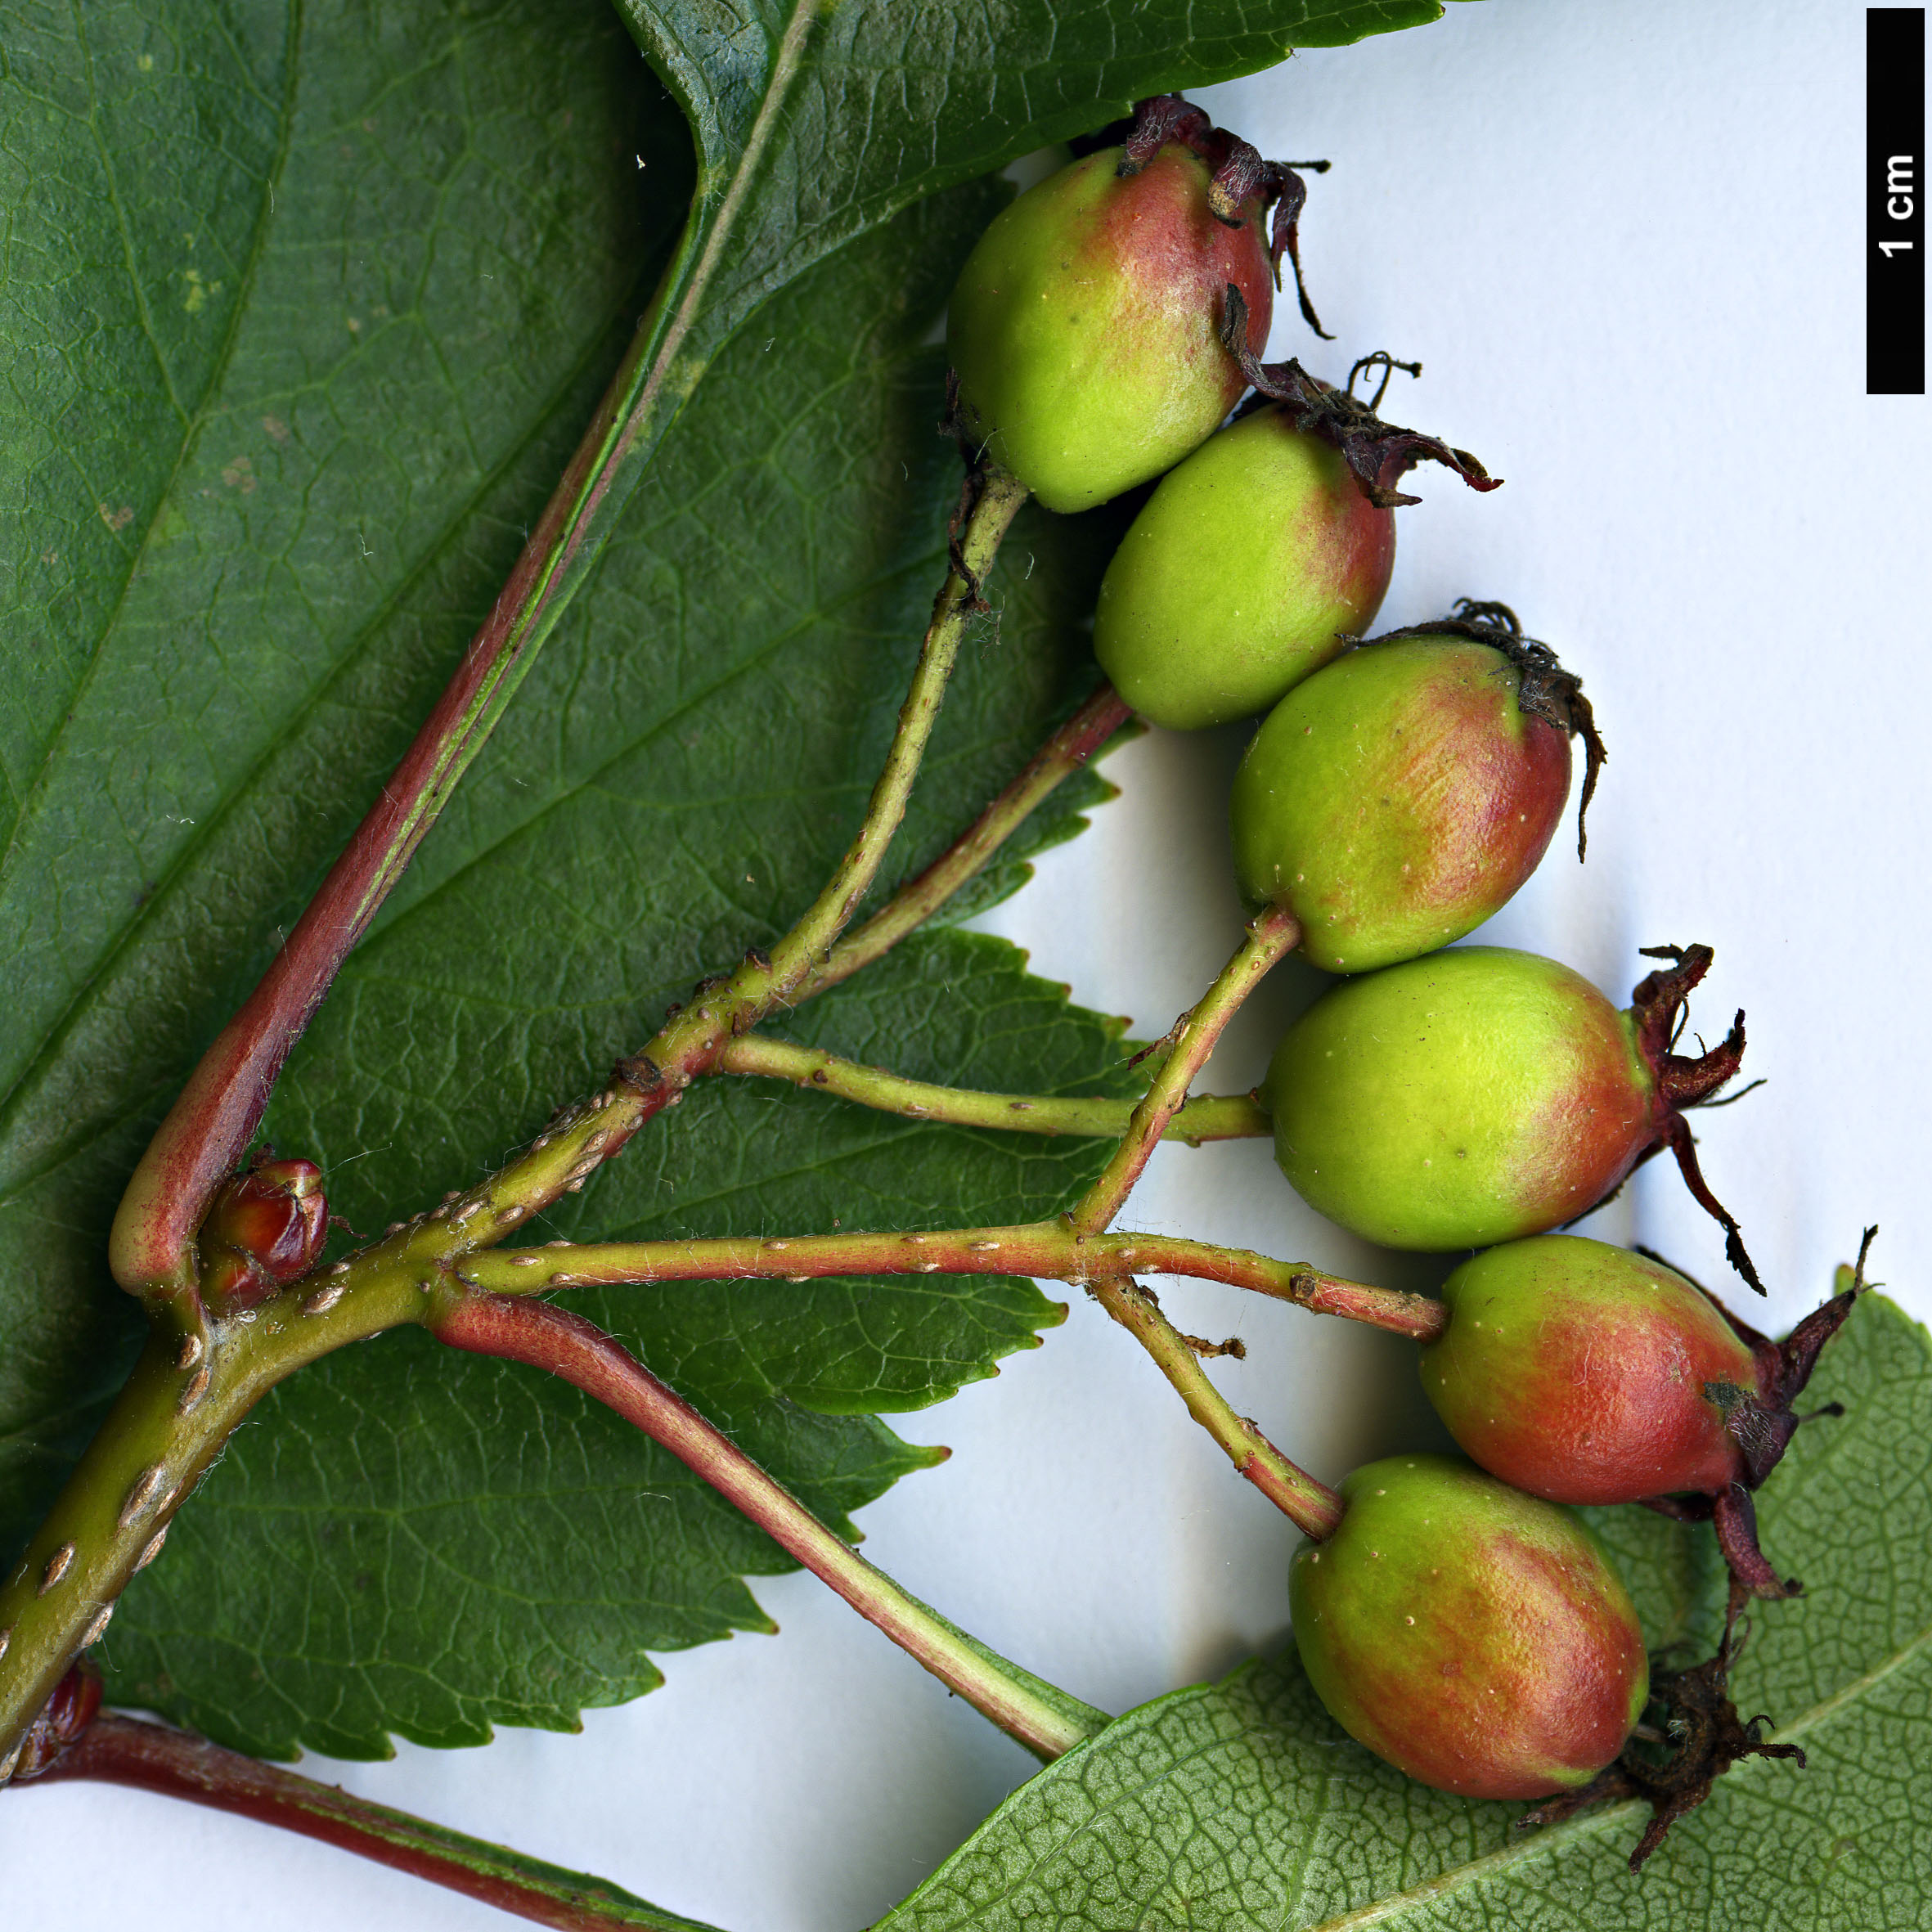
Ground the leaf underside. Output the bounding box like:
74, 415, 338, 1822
878, 1292, 1932, 1930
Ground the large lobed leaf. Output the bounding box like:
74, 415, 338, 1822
876, 1291, 1932, 1930
97, 186, 1137, 1755
0, 0, 1463, 1755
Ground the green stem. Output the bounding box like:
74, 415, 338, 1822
401, 463, 1030, 1263
456, 1215, 1396, 1540
24, 1714, 717, 1931
303, 464, 1031, 1300
748, 465, 1032, 1009
458, 1224, 1444, 1342
2, 464, 1031, 1755
1072, 905, 1302, 1236
717, 1035, 1270, 1143
0, 1247, 429, 1757
1085, 1271, 1344, 1540
434, 1294, 1105, 1762
803, 681, 1133, 998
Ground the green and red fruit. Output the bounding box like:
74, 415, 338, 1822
1262, 945, 1761, 1285
1422, 1232, 1875, 1598
1291, 1454, 1648, 1799
1229, 604, 1603, 968
1091, 402, 1396, 727
946, 97, 1310, 513
200, 1150, 328, 1310
1424, 1237, 1758, 1504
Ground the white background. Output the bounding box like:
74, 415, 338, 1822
9, 2, 1929, 1925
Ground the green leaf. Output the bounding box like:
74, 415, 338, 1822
0, 0, 696, 1558
101, 1327, 939, 1759
613, 0, 1458, 384
0, 0, 1418, 1555
94, 167, 1143, 1759
874, 1292, 1932, 1930
1, 0, 1464, 1755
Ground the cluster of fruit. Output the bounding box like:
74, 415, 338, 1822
180, 92, 1862, 1868
943, 94, 1862, 1851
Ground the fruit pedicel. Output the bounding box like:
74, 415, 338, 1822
7, 94, 1854, 1894
963, 94, 1847, 1862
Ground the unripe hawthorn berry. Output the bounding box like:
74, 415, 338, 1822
1421, 1231, 1872, 1599
1228, 604, 1603, 970
947, 97, 1305, 512
1089, 339, 1499, 730
1092, 403, 1395, 728
1291, 1454, 1648, 1800
1427, 1236, 1759, 1504
199, 1150, 328, 1310
1263, 944, 1761, 1286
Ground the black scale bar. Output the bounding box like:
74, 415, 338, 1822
1870, 8, 1925, 394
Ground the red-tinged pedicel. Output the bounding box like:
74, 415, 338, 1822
1292, 1457, 1647, 1800
1424, 1236, 1760, 1505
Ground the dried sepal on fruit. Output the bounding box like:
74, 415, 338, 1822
1220, 297, 1503, 508
1520, 1614, 1805, 1871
